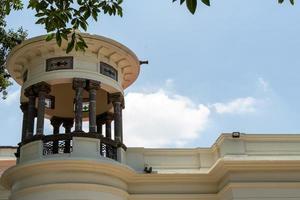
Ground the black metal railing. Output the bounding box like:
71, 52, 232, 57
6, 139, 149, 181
19, 133, 125, 161
43, 134, 73, 155
100, 138, 118, 160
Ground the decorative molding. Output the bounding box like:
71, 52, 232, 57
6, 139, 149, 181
46, 56, 73, 72
86, 80, 101, 91
100, 62, 118, 81
72, 78, 86, 89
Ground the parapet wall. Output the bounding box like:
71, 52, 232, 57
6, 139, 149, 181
1, 134, 300, 200
126, 133, 300, 172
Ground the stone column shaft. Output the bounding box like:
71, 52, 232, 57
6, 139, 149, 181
62, 118, 73, 153
106, 120, 112, 139
87, 80, 100, 133
110, 93, 124, 143
63, 119, 74, 133
73, 78, 86, 132
51, 117, 63, 154
96, 114, 106, 136
36, 91, 46, 135
20, 103, 29, 142
97, 123, 103, 135
113, 101, 123, 142
51, 117, 62, 135
35, 82, 51, 135
24, 87, 36, 138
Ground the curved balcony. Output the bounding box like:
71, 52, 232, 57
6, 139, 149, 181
17, 79, 126, 164
15, 133, 127, 163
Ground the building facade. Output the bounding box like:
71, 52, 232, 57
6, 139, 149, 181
1, 34, 300, 200
1, 134, 300, 200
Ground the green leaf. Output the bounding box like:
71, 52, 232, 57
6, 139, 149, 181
79, 21, 87, 31
45, 33, 55, 41
56, 30, 62, 46
35, 18, 46, 24
35, 12, 45, 17
278, 0, 284, 3
186, 0, 197, 14
92, 9, 98, 21
66, 39, 75, 53
290, 0, 295, 5
5, 1, 11, 15
201, 0, 210, 6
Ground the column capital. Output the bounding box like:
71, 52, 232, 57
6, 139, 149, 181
62, 118, 74, 129
97, 112, 114, 122
73, 78, 86, 89
109, 92, 124, 108
34, 82, 51, 94
96, 113, 106, 124
20, 102, 29, 112
50, 116, 63, 128
86, 80, 101, 91
24, 86, 36, 97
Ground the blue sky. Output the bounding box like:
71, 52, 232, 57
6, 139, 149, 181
1, 0, 300, 147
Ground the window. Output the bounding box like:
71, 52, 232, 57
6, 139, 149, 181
45, 95, 55, 109
100, 62, 118, 81
46, 57, 73, 71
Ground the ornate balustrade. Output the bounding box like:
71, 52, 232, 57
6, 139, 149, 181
17, 133, 126, 161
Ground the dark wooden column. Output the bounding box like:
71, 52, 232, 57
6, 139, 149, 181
51, 116, 62, 135
110, 93, 124, 143
62, 118, 74, 153
86, 80, 100, 133
73, 78, 86, 132
20, 102, 29, 142
24, 86, 37, 138
63, 118, 74, 133
105, 113, 114, 139
50, 116, 63, 154
96, 114, 106, 136
35, 82, 51, 135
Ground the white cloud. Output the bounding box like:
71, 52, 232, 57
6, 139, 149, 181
213, 97, 258, 114
123, 89, 210, 148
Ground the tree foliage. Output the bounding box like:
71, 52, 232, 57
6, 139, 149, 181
0, 1, 27, 99
0, 0, 295, 99
28, 0, 123, 53
173, 0, 295, 14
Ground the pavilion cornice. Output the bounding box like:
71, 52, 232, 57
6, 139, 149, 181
6, 33, 140, 89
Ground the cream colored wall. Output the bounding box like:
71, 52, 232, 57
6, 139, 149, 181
125, 134, 300, 172
44, 83, 111, 119
20, 50, 124, 99
2, 134, 300, 200
7, 34, 140, 97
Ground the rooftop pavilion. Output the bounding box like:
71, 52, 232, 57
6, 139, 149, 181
6, 33, 140, 161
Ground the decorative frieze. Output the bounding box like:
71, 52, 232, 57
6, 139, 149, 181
46, 56, 73, 72
100, 62, 118, 81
